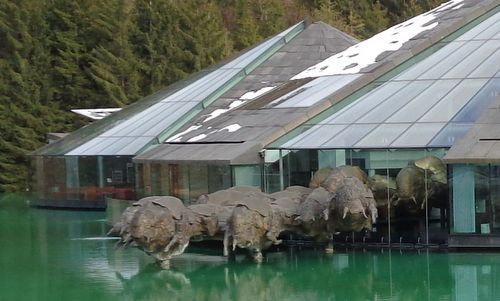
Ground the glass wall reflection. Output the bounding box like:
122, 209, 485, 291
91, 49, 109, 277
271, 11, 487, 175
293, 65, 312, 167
451, 164, 500, 235
2, 197, 499, 301
279, 148, 450, 245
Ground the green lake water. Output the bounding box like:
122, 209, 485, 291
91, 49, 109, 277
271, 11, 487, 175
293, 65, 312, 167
1, 194, 499, 301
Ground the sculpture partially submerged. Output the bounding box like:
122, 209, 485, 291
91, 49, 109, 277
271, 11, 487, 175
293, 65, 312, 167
223, 186, 310, 262
327, 177, 377, 233
392, 156, 447, 214
110, 157, 447, 268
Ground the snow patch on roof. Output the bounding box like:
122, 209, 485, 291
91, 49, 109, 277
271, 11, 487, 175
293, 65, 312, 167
71, 108, 121, 120
292, 0, 465, 79
220, 124, 242, 133
203, 100, 247, 122
240, 86, 275, 100
187, 134, 207, 142
183, 124, 243, 142
166, 125, 202, 142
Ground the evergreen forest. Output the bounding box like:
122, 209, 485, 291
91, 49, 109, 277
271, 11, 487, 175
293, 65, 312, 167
0, 0, 443, 192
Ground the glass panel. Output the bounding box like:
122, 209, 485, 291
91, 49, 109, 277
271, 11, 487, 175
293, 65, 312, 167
115, 137, 154, 155
135, 163, 145, 199
474, 20, 500, 40
66, 137, 112, 156
264, 150, 283, 193
98, 137, 139, 156
321, 124, 377, 148
150, 164, 160, 195
78, 156, 98, 188
101, 103, 171, 136
208, 165, 231, 193
395, 42, 464, 81
168, 164, 190, 202
172, 69, 227, 101
331, 82, 408, 124
419, 79, 488, 122
318, 150, 346, 168
387, 79, 460, 122
276, 74, 360, 108
355, 123, 411, 148
443, 40, 499, 79
429, 122, 473, 147
192, 70, 242, 102
452, 78, 500, 123
140, 102, 197, 136
417, 40, 483, 80
101, 156, 135, 200
474, 165, 490, 234
356, 81, 431, 123
35, 156, 67, 203
232, 165, 261, 188
390, 123, 445, 147
283, 124, 347, 149
286, 150, 317, 187
490, 165, 500, 233
65, 157, 79, 201
150, 163, 169, 196
32, 156, 45, 200
452, 164, 477, 233
189, 164, 208, 201
105, 103, 173, 137
468, 47, 500, 78
455, 11, 500, 41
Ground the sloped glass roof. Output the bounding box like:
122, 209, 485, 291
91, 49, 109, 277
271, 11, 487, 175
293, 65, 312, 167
277, 8, 500, 150
33, 22, 305, 156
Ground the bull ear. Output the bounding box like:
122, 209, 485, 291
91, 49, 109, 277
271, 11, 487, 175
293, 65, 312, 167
322, 208, 329, 221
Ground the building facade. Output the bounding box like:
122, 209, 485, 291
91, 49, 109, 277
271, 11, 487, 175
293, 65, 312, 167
30, 0, 500, 246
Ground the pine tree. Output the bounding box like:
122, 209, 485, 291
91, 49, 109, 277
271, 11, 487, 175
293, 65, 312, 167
86, 0, 142, 107
45, 0, 91, 110
229, 1, 262, 50
0, 0, 63, 192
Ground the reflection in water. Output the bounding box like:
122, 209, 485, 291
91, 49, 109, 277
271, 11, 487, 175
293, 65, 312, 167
1, 194, 500, 301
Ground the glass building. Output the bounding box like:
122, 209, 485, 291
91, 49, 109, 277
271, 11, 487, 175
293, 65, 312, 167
265, 2, 500, 246
29, 0, 500, 247
29, 21, 358, 208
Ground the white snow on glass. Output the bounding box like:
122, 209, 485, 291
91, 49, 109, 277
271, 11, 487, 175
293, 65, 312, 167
203, 100, 247, 122
201, 87, 274, 123
220, 124, 242, 132
71, 108, 121, 120
166, 125, 202, 142
240, 86, 275, 100
185, 124, 242, 142
187, 134, 207, 142
292, 0, 465, 79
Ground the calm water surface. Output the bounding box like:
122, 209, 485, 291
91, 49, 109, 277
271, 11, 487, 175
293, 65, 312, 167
1, 194, 499, 301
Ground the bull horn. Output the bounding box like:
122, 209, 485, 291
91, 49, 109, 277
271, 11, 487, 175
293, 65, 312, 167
343, 207, 349, 219
421, 199, 427, 210
164, 236, 178, 253
323, 209, 329, 221
223, 232, 230, 257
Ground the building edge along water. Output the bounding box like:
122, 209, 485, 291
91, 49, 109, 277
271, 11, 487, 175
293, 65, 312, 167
29, 1, 500, 249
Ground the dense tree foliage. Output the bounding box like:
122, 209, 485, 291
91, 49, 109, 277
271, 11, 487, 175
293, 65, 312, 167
0, 0, 443, 192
